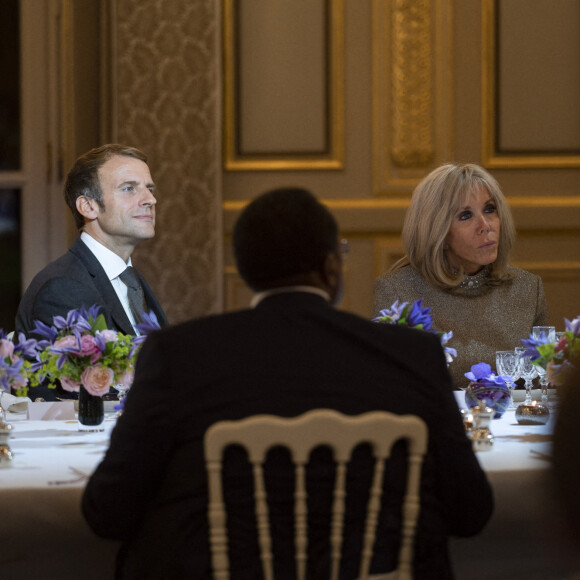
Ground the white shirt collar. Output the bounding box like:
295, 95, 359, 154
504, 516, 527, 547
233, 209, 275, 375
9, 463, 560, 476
80, 232, 132, 280
250, 286, 331, 308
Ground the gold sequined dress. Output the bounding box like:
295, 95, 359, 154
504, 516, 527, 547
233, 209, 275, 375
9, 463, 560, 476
372, 265, 549, 389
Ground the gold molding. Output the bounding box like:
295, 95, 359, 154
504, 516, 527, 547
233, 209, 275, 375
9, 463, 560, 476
482, 0, 580, 169
223, 0, 344, 171
513, 261, 580, 282
391, 0, 434, 168
224, 195, 580, 212
373, 0, 453, 193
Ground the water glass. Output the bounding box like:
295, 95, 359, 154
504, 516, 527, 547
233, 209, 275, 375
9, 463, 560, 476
515, 346, 538, 405
496, 350, 519, 409
532, 326, 556, 403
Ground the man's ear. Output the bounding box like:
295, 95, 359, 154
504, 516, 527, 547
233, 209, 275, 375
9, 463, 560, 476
76, 196, 99, 220
321, 251, 344, 305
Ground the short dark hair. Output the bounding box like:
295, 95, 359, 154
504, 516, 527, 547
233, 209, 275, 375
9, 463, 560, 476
64, 144, 148, 230
233, 187, 339, 290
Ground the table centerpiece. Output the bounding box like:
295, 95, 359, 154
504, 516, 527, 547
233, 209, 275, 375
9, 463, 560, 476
32, 305, 159, 430
463, 362, 512, 419
521, 315, 580, 388
373, 299, 457, 365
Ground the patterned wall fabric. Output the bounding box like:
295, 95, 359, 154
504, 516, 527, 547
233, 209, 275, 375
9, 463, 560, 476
114, 0, 221, 324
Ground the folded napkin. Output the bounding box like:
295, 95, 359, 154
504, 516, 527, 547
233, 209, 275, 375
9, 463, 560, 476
0, 392, 31, 414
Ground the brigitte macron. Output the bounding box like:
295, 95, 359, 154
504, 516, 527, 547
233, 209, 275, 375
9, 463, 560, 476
373, 163, 549, 389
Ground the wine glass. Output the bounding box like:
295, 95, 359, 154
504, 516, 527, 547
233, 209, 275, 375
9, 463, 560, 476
515, 347, 538, 405
496, 350, 520, 409
532, 326, 556, 404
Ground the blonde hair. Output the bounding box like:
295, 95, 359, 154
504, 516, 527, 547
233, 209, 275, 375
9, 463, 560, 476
392, 163, 515, 290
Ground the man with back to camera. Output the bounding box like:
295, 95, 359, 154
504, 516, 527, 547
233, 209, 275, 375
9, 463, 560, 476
82, 187, 493, 579
15, 144, 168, 399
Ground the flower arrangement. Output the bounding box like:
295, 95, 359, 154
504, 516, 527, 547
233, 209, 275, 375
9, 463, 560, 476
32, 305, 160, 398
521, 316, 580, 387
0, 331, 43, 396
464, 362, 512, 418
373, 299, 457, 364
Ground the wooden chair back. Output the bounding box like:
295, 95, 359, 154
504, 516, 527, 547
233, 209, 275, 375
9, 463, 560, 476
204, 408, 427, 580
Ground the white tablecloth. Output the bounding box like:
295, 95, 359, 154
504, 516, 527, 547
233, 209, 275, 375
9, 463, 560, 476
1, 405, 578, 579
450, 403, 578, 580
0, 413, 120, 580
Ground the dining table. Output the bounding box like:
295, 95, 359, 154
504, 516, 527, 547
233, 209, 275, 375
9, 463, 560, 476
0, 405, 120, 580
450, 392, 578, 580
0, 396, 578, 580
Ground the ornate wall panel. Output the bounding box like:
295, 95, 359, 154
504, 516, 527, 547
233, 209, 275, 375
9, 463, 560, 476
223, 0, 344, 170
373, 0, 453, 193
112, 0, 222, 323
482, 0, 580, 168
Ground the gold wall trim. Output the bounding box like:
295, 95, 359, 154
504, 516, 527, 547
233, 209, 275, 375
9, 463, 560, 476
391, 0, 434, 168
223, 198, 411, 212
225, 195, 580, 212
513, 261, 580, 282
223, 0, 344, 171
373, 0, 453, 194
482, 0, 580, 168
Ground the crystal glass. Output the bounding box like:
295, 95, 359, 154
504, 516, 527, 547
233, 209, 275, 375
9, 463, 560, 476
515, 347, 538, 405
496, 350, 520, 409
532, 326, 556, 403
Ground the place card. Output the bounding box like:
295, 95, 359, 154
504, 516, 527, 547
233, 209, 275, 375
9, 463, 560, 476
27, 401, 76, 421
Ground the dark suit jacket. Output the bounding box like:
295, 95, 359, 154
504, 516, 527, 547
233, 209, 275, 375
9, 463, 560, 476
15, 237, 168, 399
82, 292, 492, 580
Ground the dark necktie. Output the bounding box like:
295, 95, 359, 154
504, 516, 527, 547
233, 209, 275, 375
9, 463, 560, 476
119, 267, 147, 325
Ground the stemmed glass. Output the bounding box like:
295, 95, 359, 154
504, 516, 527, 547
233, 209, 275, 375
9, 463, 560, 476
496, 350, 520, 409
532, 326, 556, 403
515, 347, 538, 405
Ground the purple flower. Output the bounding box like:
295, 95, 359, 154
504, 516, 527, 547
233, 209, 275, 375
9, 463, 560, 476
0, 356, 25, 392
52, 309, 81, 332
135, 310, 161, 335
32, 320, 58, 342
114, 396, 126, 413
464, 362, 512, 388
465, 362, 493, 382
565, 316, 580, 337
520, 335, 546, 361
374, 299, 456, 365
131, 311, 162, 354
406, 299, 433, 331
440, 331, 457, 364
13, 333, 40, 358
372, 300, 407, 324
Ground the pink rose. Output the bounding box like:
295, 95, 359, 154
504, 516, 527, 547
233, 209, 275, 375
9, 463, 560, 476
80, 335, 100, 356
0, 339, 14, 359
81, 365, 114, 397
119, 367, 135, 388
54, 335, 78, 350
60, 376, 81, 393
99, 329, 118, 343
11, 376, 27, 390
547, 360, 575, 388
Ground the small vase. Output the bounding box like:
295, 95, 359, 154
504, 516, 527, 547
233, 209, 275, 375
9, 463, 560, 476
78, 384, 105, 431
465, 381, 511, 419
